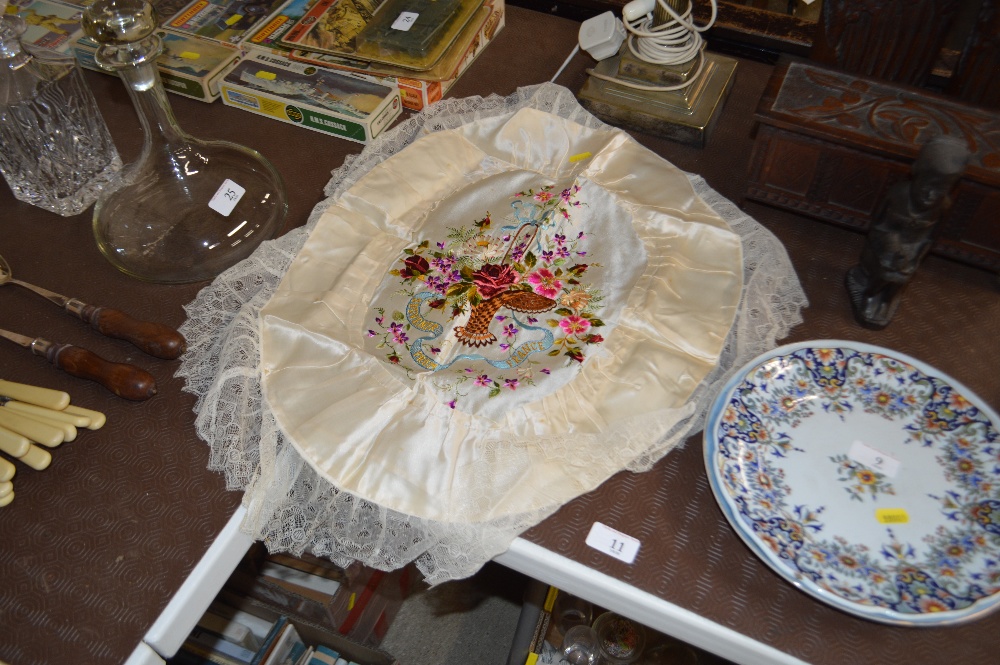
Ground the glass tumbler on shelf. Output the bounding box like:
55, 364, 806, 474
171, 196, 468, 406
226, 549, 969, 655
553, 591, 595, 643
0, 13, 122, 216
561, 624, 601, 665
593, 611, 647, 665
81, 0, 287, 283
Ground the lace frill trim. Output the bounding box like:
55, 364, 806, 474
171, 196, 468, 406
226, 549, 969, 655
175, 83, 807, 584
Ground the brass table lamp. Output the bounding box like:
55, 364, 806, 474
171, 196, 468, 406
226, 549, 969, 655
577, 0, 736, 147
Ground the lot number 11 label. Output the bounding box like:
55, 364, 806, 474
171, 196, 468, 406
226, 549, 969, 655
586, 522, 641, 564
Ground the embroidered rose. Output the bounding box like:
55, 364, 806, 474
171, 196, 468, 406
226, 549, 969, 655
472, 263, 520, 299
372, 180, 603, 407
527, 269, 562, 299
399, 255, 429, 279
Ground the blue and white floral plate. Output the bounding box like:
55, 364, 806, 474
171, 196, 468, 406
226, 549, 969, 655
704, 340, 1000, 626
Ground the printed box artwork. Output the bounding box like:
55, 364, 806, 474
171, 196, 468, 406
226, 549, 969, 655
277, 0, 386, 58
220, 52, 401, 142
155, 29, 242, 98
3, 0, 84, 53
240, 0, 314, 53
165, 0, 289, 45
74, 29, 242, 102
288, 0, 504, 111
243, 0, 503, 111
55, 0, 192, 18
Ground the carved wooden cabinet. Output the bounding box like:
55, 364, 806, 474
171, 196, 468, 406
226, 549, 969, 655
745, 57, 1000, 273
810, 0, 963, 87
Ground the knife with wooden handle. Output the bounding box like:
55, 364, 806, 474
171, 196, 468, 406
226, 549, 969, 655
7, 274, 186, 359
66, 299, 187, 360
0, 327, 157, 401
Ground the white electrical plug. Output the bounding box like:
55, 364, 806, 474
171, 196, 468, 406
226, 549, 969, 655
622, 0, 657, 21
578, 11, 626, 60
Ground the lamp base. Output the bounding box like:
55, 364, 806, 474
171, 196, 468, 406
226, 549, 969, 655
577, 50, 737, 147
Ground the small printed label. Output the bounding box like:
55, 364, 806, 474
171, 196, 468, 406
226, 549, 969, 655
225, 89, 260, 110
208, 179, 245, 216
225, 13, 243, 25
569, 152, 592, 163
180, 51, 201, 59
585, 522, 640, 564
391, 11, 419, 31
849, 440, 901, 478
876, 508, 910, 524
256, 70, 277, 80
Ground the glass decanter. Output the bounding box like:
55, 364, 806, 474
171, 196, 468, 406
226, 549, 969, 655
81, 0, 287, 283
0, 13, 121, 216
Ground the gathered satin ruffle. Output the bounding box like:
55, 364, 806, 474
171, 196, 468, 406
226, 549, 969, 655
260, 106, 744, 523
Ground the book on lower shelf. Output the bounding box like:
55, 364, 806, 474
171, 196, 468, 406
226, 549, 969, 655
223, 544, 417, 649
172, 588, 401, 665
254, 617, 306, 665
197, 604, 266, 651
188, 625, 258, 664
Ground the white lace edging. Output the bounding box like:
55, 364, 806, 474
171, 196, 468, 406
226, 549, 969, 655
176, 83, 807, 584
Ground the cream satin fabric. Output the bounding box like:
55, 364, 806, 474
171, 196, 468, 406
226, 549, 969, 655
260, 107, 743, 523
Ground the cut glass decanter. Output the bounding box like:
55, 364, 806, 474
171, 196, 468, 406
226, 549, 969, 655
0, 14, 121, 216
82, 0, 288, 283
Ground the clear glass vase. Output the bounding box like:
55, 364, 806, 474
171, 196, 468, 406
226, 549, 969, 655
0, 14, 122, 216
82, 0, 288, 283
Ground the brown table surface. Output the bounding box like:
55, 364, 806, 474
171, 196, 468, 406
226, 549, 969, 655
1, 6, 997, 665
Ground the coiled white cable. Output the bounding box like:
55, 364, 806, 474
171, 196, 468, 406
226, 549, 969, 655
586, 0, 718, 92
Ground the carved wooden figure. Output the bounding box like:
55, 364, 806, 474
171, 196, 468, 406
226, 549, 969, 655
846, 136, 971, 329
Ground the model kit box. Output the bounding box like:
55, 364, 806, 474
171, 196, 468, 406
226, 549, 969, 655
239, 0, 311, 54
3, 0, 84, 53
290, 0, 504, 111
56, 0, 193, 18
242, 0, 503, 111
275, 0, 385, 59
74, 29, 242, 102
163, 0, 289, 45
220, 52, 401, 143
